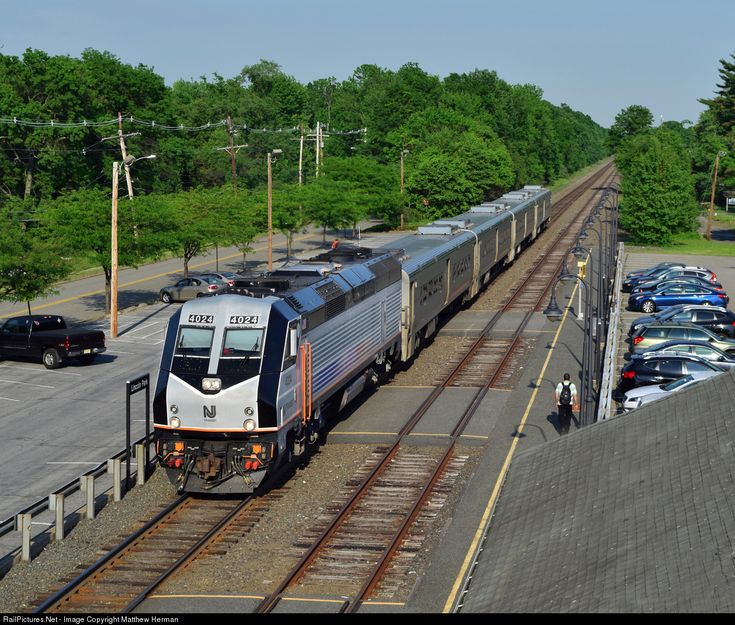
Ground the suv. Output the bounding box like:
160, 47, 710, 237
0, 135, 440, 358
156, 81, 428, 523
626, 340, 735, 371
628, 305, 735, 338
630, 322, 735, 354
618, 351, 722, 392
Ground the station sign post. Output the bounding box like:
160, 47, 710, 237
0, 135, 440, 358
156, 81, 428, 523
125, 374, 150, 490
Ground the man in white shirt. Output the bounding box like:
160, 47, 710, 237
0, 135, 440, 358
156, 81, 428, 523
554, 372, 578, 435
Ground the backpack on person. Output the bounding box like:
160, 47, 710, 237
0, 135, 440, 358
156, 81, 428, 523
559, 382, 572, 406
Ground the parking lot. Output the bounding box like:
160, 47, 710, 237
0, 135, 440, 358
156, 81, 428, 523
611, 252, 735, 411
0, 304, 179, 521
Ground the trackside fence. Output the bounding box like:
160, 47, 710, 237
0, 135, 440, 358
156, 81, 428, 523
597, 242, 625, 421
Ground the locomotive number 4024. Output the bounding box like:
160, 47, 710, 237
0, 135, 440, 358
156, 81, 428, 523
229, 315, 260, 325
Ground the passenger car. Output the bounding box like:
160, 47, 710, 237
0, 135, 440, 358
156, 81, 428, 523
625, 340, 735, 371
621, 370, 721, 412
159, 275, 226, 303
618, 351, 721, 392
0, 315, 106, 369
201, 271, 242, 287
629, 322, 735, 354
622, 263, 686, 292
628, 305, 735, 338
624, 266, 718, 293
629, 275, 724, 295
627, 284, 728, 313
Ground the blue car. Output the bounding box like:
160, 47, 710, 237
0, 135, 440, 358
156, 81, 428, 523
628, 283, 729, 313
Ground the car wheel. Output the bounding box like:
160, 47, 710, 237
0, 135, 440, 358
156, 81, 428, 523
641, 300, 655, 313
42, 348, 61, 370
161, 292, 172, 304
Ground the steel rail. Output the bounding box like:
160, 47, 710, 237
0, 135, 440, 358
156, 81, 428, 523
33, 494, 189, 613
256, 165, 614, 613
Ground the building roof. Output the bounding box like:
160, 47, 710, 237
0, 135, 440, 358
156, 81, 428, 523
460, 369, 735, 613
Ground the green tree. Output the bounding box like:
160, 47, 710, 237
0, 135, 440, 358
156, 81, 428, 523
616, 129, 699, 245
699, 53, 735, 133
608, 105, 654, 152
0, 203, 70, 308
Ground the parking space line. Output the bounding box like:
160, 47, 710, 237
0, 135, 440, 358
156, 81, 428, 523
0, 379, 54, 389
0, 396, 20, 402
0, 364, 82, 377
107, 350, 134, 354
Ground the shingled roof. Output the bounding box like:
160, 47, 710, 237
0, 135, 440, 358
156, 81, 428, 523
460, 369, 735, 613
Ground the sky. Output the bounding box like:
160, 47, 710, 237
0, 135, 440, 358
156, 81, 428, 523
2, 0, 734, 128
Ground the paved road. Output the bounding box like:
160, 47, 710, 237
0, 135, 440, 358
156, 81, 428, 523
0, 225, 369, 523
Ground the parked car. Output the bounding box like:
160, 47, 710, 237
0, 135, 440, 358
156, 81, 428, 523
628, 305, 735, 338
624, 265, 717, 293
630, 275, 724, 295
0, 315, 106, 369
629, 322, 735, 354
200, 271, 242, 287
622, 263, 687, 292
624, 340, 735, 371
628, 284, 728, 313
621, 370, 722, 412
159, 275, 225, 303
618, 351, 722, 392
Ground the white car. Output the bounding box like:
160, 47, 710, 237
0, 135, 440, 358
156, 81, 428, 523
621, 370, 722, 412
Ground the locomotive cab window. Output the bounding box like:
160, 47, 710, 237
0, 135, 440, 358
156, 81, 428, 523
221, 328, 263, 357
218, 328, 264, 377
282, 320, 299, 370
172, 326, 214, 374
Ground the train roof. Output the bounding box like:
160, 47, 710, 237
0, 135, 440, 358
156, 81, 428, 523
378, 185, 549, 275
211, 245, 402, 321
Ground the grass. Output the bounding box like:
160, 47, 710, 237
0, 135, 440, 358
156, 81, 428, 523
625, 230, 735, 257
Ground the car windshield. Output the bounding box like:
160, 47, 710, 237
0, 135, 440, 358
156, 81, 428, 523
662, 375, 693, 391
201, 276, 223, 285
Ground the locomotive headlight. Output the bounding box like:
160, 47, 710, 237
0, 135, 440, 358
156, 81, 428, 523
243, 419, 256, 431
244, 407, 254, 416
170, 416, 181, 429
202, 378, 222, 392
170, 404, 178, 414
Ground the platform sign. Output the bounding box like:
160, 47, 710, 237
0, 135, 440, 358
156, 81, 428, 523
125, 373, 150, 489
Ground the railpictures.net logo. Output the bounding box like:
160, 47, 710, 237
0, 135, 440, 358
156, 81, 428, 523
2, 618, 179, 624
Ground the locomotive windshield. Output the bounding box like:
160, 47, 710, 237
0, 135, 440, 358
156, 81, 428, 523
217, 327, 264, 377
172, 326, 213, 374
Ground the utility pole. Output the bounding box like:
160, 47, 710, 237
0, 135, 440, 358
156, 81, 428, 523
216, 116, 248, 192
298, 124, 305, 185
111, 162, 119, 339
400, 149, 410, 230
118, 113, 135, 199
706, 151, 726, 240
267, 149, 282, 271
315, 121, 321, 178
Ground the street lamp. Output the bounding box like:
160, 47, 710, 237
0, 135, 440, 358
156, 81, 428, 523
267, 149, 282, 271
111, 154, 156, 339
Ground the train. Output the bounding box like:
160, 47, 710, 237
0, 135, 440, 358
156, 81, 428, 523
153, 185, 551, 493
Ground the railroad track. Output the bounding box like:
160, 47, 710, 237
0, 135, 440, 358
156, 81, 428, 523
255, 164, 617, 613
31, 163, 616, 614
32, 489, 288, 613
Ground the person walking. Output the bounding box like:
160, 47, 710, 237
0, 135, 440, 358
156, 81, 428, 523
555, 373, 578, 435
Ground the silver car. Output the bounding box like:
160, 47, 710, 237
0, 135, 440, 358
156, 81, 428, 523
621, 370, 722, 412
159, 275, 225, 303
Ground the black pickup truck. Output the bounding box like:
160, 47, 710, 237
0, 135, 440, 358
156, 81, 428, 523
0, 315, 106, 369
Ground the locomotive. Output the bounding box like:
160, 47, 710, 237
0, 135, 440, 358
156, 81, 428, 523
153, 186, 551, 493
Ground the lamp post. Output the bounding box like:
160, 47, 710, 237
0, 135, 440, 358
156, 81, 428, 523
267, 149, 282, 271
545, 272, 595, 426
111, 154, 156, 339
400, 149, 410, 230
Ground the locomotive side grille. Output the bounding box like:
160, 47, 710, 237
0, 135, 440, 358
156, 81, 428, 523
324, 294, 346, 319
